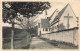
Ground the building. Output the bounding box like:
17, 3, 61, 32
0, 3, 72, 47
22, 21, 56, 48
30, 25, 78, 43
50, 3, 78, 32
36, 3, 79, 36
38, 18, 51, 36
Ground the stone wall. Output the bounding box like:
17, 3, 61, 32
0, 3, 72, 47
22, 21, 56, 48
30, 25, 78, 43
41, 27, 78, 46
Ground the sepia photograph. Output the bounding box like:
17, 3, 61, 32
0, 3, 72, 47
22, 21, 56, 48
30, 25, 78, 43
1, 0, 79, 50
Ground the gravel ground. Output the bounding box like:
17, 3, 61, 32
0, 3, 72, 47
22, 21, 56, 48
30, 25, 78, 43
29, 37, 59, 49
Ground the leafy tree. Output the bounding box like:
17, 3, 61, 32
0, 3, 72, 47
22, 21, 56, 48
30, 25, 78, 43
2, 2, 51, 49
11, 2, 51, 29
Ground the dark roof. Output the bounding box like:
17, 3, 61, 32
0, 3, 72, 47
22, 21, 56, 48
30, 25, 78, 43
51, 3, 69, 24
41, 19, 50, 28
49, 9, 58, 19
47, 9, 58, 21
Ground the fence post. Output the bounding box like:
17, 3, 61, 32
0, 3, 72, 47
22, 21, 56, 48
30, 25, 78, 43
62, 30, 63, 42
77, 28, 78, 46
73, 28, 76, 45
73, 28, 78, 46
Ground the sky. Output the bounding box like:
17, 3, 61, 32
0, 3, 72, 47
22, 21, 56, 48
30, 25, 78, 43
49, 0, 80, 17
48, 0, 80, 17
33, 0, 80, 22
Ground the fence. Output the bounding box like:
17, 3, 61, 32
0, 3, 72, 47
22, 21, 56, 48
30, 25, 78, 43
41, 27, 79, 46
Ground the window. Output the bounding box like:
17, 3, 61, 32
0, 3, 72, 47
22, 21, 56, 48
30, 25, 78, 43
49, 28, 51, 31
77, 24, 79, 26
57, 25, 59, 30
43, 28, 44, 31
45, 28, 48, 31
55, 26, 56, 29
57, 25, 59, 28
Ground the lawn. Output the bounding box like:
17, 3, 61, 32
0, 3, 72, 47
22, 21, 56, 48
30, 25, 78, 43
2, 27, 32, 49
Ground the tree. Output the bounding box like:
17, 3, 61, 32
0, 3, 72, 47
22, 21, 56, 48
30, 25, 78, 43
2, 2, 51, 49
11, 2, 51, 29
3, 2, 16, 49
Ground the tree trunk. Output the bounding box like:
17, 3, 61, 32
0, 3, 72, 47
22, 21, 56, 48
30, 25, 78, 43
11, 22, 14, 49
27, 18, 30, 29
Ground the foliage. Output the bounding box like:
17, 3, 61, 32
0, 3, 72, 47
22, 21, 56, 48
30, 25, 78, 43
2, 2, 51, 22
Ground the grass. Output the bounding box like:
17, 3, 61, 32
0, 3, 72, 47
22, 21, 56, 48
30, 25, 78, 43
2, 27, 32, 49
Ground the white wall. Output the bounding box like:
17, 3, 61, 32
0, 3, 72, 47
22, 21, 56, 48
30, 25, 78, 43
51, 4, 77, 32
60, 4, 77, 29
41, 28, 78, 46
38, 28, 51, 36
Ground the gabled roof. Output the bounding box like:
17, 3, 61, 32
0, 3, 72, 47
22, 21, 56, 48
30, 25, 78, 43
51, 3, 69, 24
46, 9, 58, 21
49, 9, 58, 19
41, 19, 50, 28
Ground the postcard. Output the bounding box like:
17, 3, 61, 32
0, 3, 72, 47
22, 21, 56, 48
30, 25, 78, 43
0, 0, 80, 51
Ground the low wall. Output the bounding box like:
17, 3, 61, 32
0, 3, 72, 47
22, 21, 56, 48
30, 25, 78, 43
41, 27, 78, 46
